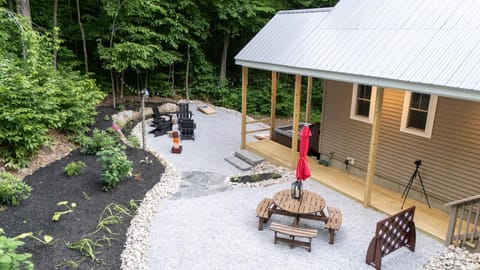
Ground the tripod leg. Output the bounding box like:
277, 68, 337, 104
402, 170, 416, 199
401, 175, 415, 209
417, 172, 431, 208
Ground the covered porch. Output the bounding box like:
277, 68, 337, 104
246, 138, 449, 242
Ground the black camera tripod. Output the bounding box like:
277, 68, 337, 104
401, 160, 431, 209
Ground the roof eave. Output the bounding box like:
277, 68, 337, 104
235, 60, 480, 102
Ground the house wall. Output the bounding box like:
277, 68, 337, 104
319, 80, 480, 209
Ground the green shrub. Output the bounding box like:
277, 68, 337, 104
97, 145, 132, 191
80, 129, 119, 155
63, 161, 86, 176
0, 229, 34, 270
103, 115, 110, 121
0, 173, 32, 206
127, 135, 140, 148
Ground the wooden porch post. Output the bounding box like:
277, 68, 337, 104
270, 71, 277, 139
290, 74, 302, 169
305, 76, 313, 123
241, 66, 248, 149
363, 87, 384, 207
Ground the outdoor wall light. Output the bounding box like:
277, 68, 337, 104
291, 180, 302, 200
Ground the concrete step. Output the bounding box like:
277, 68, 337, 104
225, 156, 252, 171
234, 149, 264, 165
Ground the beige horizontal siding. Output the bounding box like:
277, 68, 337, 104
320, 80, 372, 169
321, 80, 480, 205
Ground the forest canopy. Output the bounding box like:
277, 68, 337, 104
0, 0, 337, 167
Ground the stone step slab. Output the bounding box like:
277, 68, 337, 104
225, 156, 252, 171
234, 149, 264, 165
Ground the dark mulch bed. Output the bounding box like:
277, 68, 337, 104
0, 106, 165, 269
230, 172, 282, 184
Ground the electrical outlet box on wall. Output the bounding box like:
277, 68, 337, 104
347, 156, 354, 165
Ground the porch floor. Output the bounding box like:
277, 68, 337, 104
246, 139, 449, 242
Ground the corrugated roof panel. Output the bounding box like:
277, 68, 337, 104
235, 9, 331, 65
419, 30, 460, 85
442, 1, 476, 29
235, 0, 480, 99
450, 41, 480, 89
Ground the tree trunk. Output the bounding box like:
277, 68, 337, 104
185, 47, 190, 101
75, 0, 88, 73
170, 64, 175, 95
110, 70, 116, 108
52, 0, 58, 68
16, 0, 31, 25
120, 71, 124, 98
8, 0, 14, 10
220, 33, 229, 82
145, 70, 149, 89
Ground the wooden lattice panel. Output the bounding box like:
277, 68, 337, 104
365, 206, 416, 270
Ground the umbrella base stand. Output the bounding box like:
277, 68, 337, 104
171, 145, 182, 154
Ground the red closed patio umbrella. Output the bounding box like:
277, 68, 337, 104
292, 125, 311, 200
296, 125, 312, 181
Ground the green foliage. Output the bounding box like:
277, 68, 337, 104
0, 8, 104, 168
66, 238, 103, 262
63, 161, 86, 176
52, 201, 77, 222
0, 173, 31, 206
0, 229, 33, 270
103, 115, 110, 121
0, 229, 52, 270
96, 145, 132, 191
80, 129, 120, 155
127, 134, 140, 148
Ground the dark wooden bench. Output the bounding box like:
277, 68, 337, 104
255, 198, 273, 230
269, 222, 318, 252
324, 206, 342, 244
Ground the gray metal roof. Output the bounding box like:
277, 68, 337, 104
235, 0, 480, 101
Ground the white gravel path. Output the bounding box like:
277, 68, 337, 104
121, 101, 446, 270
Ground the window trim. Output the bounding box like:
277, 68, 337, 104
400, 91, 438, 139
350, 84, 377, 124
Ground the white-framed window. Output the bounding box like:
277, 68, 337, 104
350, 84, 377, 123
400, 91, 438, 138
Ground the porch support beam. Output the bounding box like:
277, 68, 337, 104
363, 87, 384, 207
290, 74, 302, 169
270, 71, 277, 139
241, 66, 248, 149
305, 76, 313, 123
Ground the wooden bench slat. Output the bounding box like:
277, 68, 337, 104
269, 222, 317, 252
325, 206, 342, 244
270, 222, 317, 238
256, 198, 273, 230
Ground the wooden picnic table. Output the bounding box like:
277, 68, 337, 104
271, 189, 328, 226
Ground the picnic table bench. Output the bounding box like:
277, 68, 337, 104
255, 198, 273, 230
270, 222, 318, 252
325, 206, 342, 244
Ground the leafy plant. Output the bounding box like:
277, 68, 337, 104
0, 173, 32, 206
52, 201, 77, 222
81, 191, 90, 200
80, 129, 119, 155
103, 115, 110, 121
127, 134, 140, 148
66, 238, 103, 262
63, 161, 87, 176
139, 156, 152, 165
0, 228, 52, 270
0, 229, 33, 270
96, 145, 132, 191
